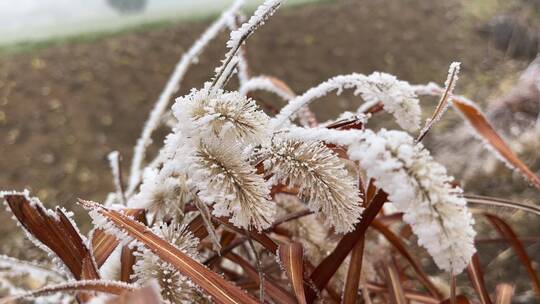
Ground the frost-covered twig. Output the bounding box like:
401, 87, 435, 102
108, 151, 126, 205
126, 0, 245, 197
211, 0, 284, 91
227, 13, 250, 86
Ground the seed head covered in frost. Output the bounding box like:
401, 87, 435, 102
172, 83, 269, 144
130, 168, 191, 221
261, 138, 363, 233
191, 140, 275, 231
349, 129, 476, 274
132, 220, 209, 304
272, 72, 420, 132
361, 72, 421, 132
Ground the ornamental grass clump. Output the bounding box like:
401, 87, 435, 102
1, 0, 540, 303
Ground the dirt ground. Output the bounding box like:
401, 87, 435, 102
0, 0, 538, 298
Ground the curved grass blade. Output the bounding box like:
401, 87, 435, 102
79, 199, 258, 304
466, 253, 492, 304
382, 262, 407, 304
278, 242, 307, 304
494, 284, 514, 304
342, 240, 364, 304
120, 245, 136, 283
3, 193, 99, 280
453, 98, 540, 189
371, 220, 442, 299
440, 295, 471, 304
415, 85, 540, 189
484, 213, 540, 297
225, 252, 297, 304
91, 209, 146, 268
305, 191, 387, 303
465, 195, 540, 216
213, 216, 279, 253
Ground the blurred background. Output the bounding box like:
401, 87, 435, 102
0, 0, 539, 299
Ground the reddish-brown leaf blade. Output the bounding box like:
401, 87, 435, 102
466, 253, 492, 304
3, 194, 99, 280
120, 245, 136, 283
371, 220, 442, 299
278, 242, 307, 304
452, 99, 540, 189
91, 209, 146, 268
494, 284, 514, 304
91, 229, 120, 267
382, 262, 407, 304
484, 213, 540, 296
188, 214, 213, 240
342, 239, 364, 304
213, 216, 279, 253
440, 295, 472, 304
305, 191, 387, 303
225, 253, 297, 304
79, 200, 258, 304
365, 282, 440, 304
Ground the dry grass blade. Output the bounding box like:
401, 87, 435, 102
452, 98, 540, 189
0, 280, 135, 304
188, 213, 216, 240
484, 213, 540, 297
382, 262, 407, 304
305, 191, 388, 303
3, 194, 100, 280
440, 295, 472, 304
466, 254, 492, 304
120, 245, 136, 283
91, 209, 145, 268
91, 229, 120, 267
194, 198, 222, 250
342, 240, 364, 304
225, 252, 297, 304
465, 195, 540, 216
79, 200, 259, 304
365, 282, 440, 303
106, 283, 162, 304
371, 220, 442, 299
278, 242, 307, 304
494, 284, 514, 304
213, 216, 279, 253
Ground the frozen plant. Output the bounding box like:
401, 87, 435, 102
2, 0, 540, 303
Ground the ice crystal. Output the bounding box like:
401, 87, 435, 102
261, 138, 363, 233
